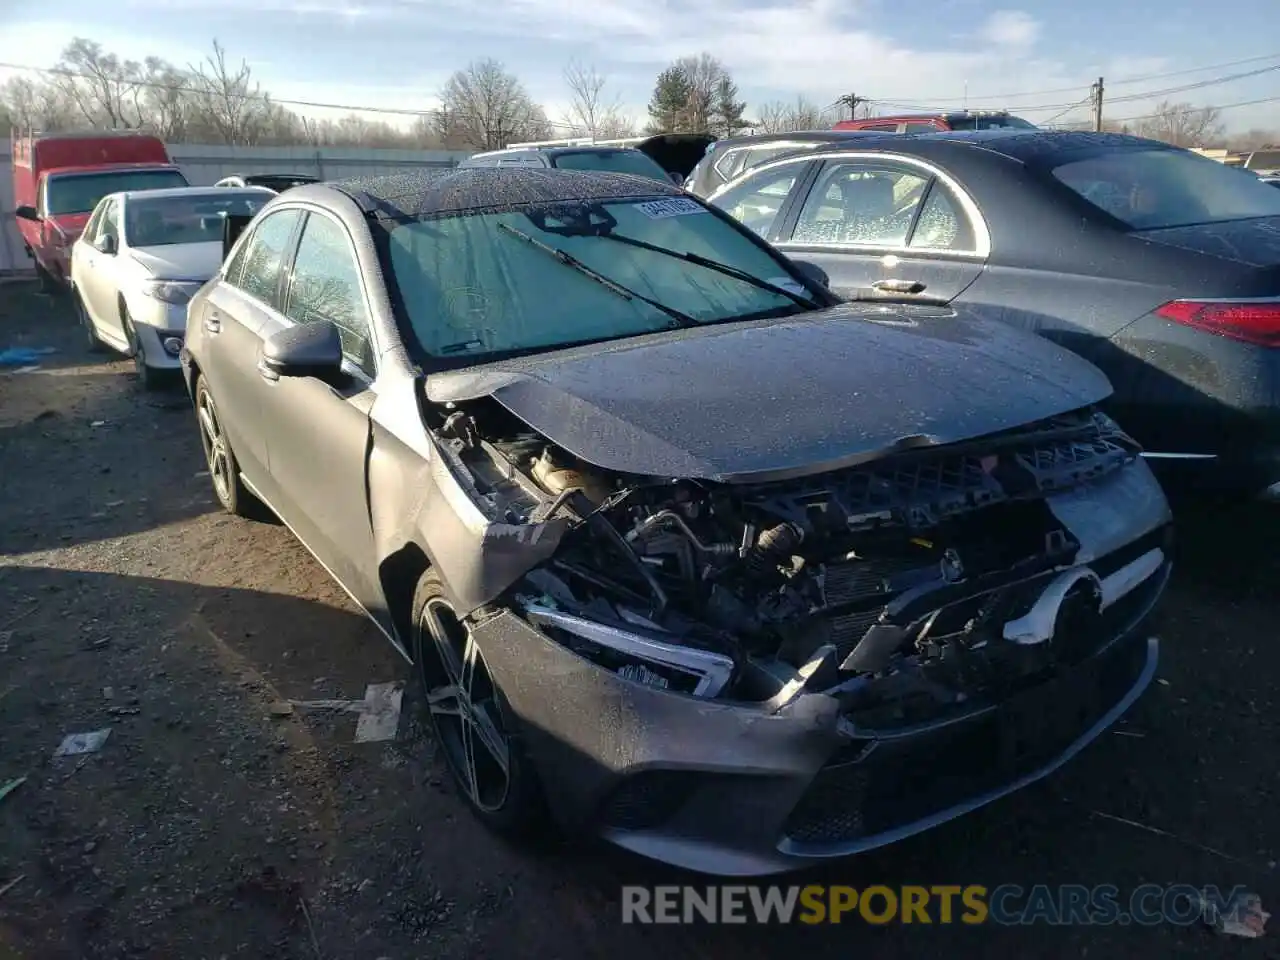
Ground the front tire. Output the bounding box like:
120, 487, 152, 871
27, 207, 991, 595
74, 290, 105, 353
412, 571, 546, 838
194, 375, 262, 519
122, 310, 161, 391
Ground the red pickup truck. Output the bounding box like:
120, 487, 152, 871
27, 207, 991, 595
11, 131, 189, 292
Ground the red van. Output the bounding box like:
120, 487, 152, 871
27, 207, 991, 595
11, 131, 189, 291
832, 111, 1037, 133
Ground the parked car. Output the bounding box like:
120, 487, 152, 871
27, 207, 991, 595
706, 130, 1280, 499
683, 130, 891, 199
12, 131, 189, 293
497, 133, 715, 185
69, 186, 273, 388
832, 110, 1037, 133
182, 167, 1170, 875
459, 144, 682, 184
214, 172, 320, 193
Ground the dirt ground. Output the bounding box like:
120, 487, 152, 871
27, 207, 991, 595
1, 279, 1277, 959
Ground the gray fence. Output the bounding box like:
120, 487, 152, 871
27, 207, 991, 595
1, 143, 472, 275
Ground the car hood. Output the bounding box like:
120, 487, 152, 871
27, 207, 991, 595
46, 212, 93, 240
1137, 215, 1280, 268
129, 241, 225, 280
425, 303, 1114, 483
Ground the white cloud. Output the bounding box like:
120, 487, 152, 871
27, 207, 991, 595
5, 2, 1278, 134
979, 10, 1040, 48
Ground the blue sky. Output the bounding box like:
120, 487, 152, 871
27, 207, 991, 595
1, 0, 1277, 133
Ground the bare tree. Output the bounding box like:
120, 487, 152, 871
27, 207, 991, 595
438, 59, 549, 150
187, 39, 273, 145
596, 112, 637, 139
751, 95, 831, 134
1132, 100, 1224, 148
0, 76, 75, 133
673, 53, 726, 132
55, 38, 143, 128
563, 60, 618, 140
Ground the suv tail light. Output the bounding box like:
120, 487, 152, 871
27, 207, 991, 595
1155, 299, 1280, 347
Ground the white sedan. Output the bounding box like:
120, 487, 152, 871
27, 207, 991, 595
69, 186, 274, 388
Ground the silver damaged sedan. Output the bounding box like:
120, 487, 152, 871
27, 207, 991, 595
181, 168, 1172, 876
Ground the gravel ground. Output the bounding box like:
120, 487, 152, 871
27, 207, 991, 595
1, 279, 1277, 958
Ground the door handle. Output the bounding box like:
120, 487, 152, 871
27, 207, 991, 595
872, 279, 927, 295
203, 312, 222, 334
256, 359, 280, 383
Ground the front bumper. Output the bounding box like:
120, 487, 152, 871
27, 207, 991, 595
474, 555, 1169, 877
131, 298, 188, 370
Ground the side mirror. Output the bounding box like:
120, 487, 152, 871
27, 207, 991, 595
97, 234, 117, 255
15, 205, 40, 222
790, 259, 830, 290
259, 321, 344, 382
669, 171, 685, 186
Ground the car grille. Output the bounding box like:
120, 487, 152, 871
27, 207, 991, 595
780, 620, 1153, 848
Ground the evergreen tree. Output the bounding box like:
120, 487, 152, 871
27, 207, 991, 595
646, 66, 692, 134
711, 75, 748, 138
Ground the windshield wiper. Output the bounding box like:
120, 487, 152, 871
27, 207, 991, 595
497, 223, 697, 328
598, 232, 820, 309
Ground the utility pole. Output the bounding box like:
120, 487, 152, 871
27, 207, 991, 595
836, 93, 865, 120
1092, 76, 1105, 132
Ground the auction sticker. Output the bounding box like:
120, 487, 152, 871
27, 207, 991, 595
634, 197, 709, 219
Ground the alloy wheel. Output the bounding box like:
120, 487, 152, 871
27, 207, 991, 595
417, 598, 511, 812
196, 390, 232, 505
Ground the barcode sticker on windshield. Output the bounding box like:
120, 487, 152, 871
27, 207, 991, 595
634, 197, 708, 219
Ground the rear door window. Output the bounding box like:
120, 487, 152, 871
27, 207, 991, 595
1052, 147, 1280, 230
230, 209, 303, 306
791, 160, 929, 245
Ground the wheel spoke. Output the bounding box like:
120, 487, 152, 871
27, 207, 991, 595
459, 714, 480, 801
198, 406, 218, 444
425, 684, 465, 717
460, 631, 480, 699
469, 701, 510, 776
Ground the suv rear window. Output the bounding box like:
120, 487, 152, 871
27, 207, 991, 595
550, 149, 671, 182
1052, 147, 1280, 230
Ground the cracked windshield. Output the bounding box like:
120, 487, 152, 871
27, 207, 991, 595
1, 0, 1278, 956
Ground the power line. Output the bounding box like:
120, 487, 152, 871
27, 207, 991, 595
871, 50, 1280, 105
870, 62, 1280, 116
0, 58, 584, 130
1040, 93, 1094, 126
1109, 94, 1280, 124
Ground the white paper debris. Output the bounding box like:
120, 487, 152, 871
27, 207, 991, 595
54, 729, 111, 758
1210, 891, 1269, 938
354, 682, 404, 743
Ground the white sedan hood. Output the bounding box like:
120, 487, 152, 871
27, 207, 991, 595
130, 241, 225, 280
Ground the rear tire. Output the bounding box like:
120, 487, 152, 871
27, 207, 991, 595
193, 375, 263, 519
36, 262, 61, 296
411, 571, 547, 839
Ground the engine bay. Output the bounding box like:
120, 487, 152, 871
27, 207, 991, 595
431, 397, 1164, 721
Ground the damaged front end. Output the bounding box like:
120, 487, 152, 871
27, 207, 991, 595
422, 395, 1171, 871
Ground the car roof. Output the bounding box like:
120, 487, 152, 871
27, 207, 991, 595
804, 129, 1173, 166
711, 130, 893, 150
471, 145, 647, 159
328, 167, 684, 219
119, 185, 275, 201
